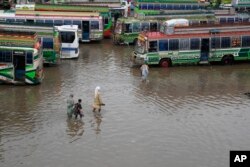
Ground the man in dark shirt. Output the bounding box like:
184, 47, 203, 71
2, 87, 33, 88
74, 99, 83, 119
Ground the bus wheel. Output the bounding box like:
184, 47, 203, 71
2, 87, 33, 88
159, 59, 171, 68
222, 55, 234, 65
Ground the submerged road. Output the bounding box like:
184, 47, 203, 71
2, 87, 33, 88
1, 39, 250, 167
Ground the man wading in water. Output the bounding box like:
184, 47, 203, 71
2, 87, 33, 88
92, 86, 105, 112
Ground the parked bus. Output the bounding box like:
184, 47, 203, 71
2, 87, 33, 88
34, 3, 113, 38
132, 22, 250, 67
0, 10, 103, 42
0, 31, 44, 85
134, 0, 210, 15
113, 11, 217, 45
55, 25, 79, 59
0, 23, 61, 65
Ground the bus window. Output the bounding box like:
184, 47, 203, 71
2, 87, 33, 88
27, 19, 34, 23
132, 22, 140, 32
45, 19, 53, 25
64, 20, 72, 25
180, 5, 185, 10
54, 20, 63, 26
16, 19, 25, 23
148, 4, 153, 10
154, 4, 160, 10
227, 18, 234, 23
186, 5, 192, 10
211, 37, 221, 49
167, 4, 173, 10
0, 51, 12, 63
232, 36, 241, 47
179, 39, 189, 50
6, 18, 15, 23
173, 4, 180, 10
190, 38, 200, 50
220, 18, 226, 23
221, 37, 231, 48
36, 20, 44, 24
60, 31, 75, 43
91, 21, 99, 30
169, 39, 179, 51
124, 23, 132, 33
160, 4, 166, 10
141, 4, 147, 10
141, 22, 150, 31
149, 41, 157, 52
159, 40, 169, 51
242, 36, 250, 47
150, 22, 158, 32
26, 52, 33, 64
73, 20, 81, 29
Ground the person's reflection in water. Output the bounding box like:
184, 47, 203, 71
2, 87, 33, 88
66, 118, 85, 141
90, 112, 102, 135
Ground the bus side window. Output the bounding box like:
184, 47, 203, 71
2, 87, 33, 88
221, 37, 231, 48
91, 21, 99, 30
242, 36, 250, 47
141, 22, 149, 32
190, 38, 200, 50
45, 19, 53, 26
73, 20, 81, 30
169, 39, 179, 51
211, 37, 221, 49
26, 52, 33, 64
150, 22, 158, 32
132, 22, 140, 32
0, 50, 12, 63
149, 41, 158, 52
124, 23, 132, 33
159, 40, 169, 51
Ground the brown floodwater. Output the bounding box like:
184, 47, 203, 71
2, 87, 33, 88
1, 39, 250, 167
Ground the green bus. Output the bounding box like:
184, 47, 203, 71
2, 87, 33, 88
113, 10, 217, 45
0, 23, 61, 65
0, 31, 44, 85
132, 22, 250, 67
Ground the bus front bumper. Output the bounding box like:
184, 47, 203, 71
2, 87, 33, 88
131, 51, 145, 65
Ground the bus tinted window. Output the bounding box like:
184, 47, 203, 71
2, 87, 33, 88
43, 38, 54, 49
221, 37, 231, 48
26, 52, 33, 64
72, 20, 81, 29
160, 4, 166, 10
159, 40, 169, 51
154, 4, 160, 10
64, 20, 72, 25
169, 39, 179, 51
54, 20, 63, 26
242, 36, 250, 47
141, 22, 149, 31
16, 19, 25, 22
124, 23, 132, 33
0, 51, 12, 63
211, 37, 221, 49
148, 4, 153, 10
132, 22, 140, 32
104, 17, 109, 25
91, 21, 99, 30
141, 4, 147, 10
166, 4, 173, 10
60, 31, 75, 43
150, 22, 158, 32
45, 20, 53, 25
36, 20, 44, 24
190, 38, 200, 50
179, 39, 189, 50
149, 41, 157, 52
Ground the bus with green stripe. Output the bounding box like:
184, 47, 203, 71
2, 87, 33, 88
0, 23, 61, 65
113, 10, 217, 45
134, 0, 210, 16
132, 21, 250, 67
19, 3, 113, 38
0, 31, 44, 85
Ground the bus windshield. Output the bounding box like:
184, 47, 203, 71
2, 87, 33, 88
60, 31, 75, 43
135, 38, 146, 54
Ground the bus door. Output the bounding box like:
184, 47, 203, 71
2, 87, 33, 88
82, 21, 90, 41
200, 38, 210, 63
13, 51, 26, 82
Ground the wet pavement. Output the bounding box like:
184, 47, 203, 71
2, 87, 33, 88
1, 39, 250, 167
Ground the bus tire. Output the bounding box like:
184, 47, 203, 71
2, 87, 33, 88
222, 55, 234, 65
159, 59, 171, 68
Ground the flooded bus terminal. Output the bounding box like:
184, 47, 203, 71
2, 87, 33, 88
1, 39, 250, 167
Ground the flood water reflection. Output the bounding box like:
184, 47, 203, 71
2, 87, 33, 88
1, 39, 250, 167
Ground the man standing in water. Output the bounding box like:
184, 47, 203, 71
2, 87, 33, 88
140, 62, 149, 81
67, 94, 75, 118
92, 86, 105, 112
